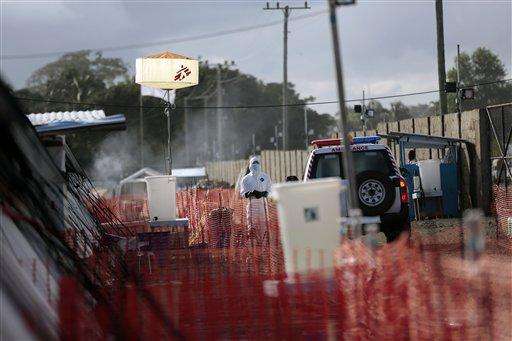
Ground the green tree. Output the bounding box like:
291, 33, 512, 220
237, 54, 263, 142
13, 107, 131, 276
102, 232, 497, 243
367, 100, 392, 127
447, 47, 512, 112
390, 101, 411, 121
27, 50, 127, 103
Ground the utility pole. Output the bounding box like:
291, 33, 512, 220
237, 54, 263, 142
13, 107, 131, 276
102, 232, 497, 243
165, 90, 173, 175
435, 0, 448, 135
184, 97, 189, 166
139, 88, 144, 168
328, 0, 358, 210
264, 2, 310, 150
216, 65, 223, 160
456, 43, 462, 139
362, 90, 366, 134
204, 98, 209, 161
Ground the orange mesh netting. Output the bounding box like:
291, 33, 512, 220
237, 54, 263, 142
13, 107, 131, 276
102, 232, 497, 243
492, 184, 512, 249
57, 188, 511, 340
60, 237, 511, 340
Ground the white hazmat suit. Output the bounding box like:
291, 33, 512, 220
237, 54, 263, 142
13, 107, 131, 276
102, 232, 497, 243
240, 156, 272, 241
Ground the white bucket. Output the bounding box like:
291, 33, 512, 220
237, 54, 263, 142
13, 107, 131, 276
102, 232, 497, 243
271, 178, 345, 275
145, 175, 176, 222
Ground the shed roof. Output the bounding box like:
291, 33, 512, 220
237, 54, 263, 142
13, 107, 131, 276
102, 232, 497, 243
172, 167, 206, 178
120, 167, 162, 184
27, 110, 125, 135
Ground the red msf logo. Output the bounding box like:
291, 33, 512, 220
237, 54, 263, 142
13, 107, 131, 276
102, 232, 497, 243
174, 65, 191, 81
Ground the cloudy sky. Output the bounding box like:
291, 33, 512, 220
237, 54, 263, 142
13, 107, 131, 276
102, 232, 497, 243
1, 0, 510, 115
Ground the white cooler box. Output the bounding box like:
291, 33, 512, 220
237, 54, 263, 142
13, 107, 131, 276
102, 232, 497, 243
271, 178, 345, 275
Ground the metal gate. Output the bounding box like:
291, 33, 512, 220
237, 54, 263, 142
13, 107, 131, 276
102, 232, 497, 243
485, 103, 512, 241
486, 103, 512, 186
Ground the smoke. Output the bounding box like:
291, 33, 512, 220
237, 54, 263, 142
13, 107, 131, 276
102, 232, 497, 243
182, 88, 257, 165
90, 131, 143, 188
90, 129, 185, 188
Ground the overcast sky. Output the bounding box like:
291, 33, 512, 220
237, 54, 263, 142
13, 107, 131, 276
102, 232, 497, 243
1, 0, 510, 115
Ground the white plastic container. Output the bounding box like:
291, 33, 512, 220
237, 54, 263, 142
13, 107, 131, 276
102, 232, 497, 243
417, 160, 442, 197
145, 175, 176, 222
271, 178, 345, 275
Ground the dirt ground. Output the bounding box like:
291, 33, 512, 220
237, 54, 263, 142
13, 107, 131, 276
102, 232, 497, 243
410, 218, 511, 259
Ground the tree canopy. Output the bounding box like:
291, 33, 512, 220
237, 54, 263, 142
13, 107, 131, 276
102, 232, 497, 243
446, 47, 512, 112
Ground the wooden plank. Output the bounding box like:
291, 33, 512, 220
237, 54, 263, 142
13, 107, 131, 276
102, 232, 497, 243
288, 150, 295, 178
414, 117, 430, 160
430, 115, 442, 159
400, 118, 413, 133
282, 151, 287, 179
299, 150, 307, 177
273, 150, 279, 182
287, 150, 293, 178
267, 151, 275, 182
444, 113, 459, 139
279, 150, 286, 182
268, 150, 274, 182
261, 150, 268, 173
230, 161, 235, 185
295, 150, 301, 177
273, 151, 278, 182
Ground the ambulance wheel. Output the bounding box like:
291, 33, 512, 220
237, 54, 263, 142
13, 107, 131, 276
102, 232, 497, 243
356, 171, 395, 216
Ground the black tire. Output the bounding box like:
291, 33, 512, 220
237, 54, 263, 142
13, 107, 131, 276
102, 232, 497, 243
356, 170, 395, 216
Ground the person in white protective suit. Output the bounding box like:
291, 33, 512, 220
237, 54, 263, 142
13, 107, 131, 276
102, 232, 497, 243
240, 156, 272, 241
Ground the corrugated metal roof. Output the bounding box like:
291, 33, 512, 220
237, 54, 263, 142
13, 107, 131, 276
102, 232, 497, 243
26, 110, 125, 135
27, 110, 106, 126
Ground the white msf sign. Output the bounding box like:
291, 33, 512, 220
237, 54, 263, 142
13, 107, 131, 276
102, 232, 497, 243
136, 57, 198, 90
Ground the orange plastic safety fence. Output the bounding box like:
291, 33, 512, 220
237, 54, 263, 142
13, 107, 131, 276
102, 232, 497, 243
492, 184, 512, 249
57, 187, 511, 340
59, 236, 512, 340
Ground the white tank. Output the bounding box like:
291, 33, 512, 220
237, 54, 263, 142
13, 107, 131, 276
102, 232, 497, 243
271, 178, 345, 275
417, 160, 442, 197
145, 175, 176, 222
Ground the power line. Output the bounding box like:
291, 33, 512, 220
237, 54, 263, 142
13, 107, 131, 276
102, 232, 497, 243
15, 78, 512, 111
1, 10, 327, 61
